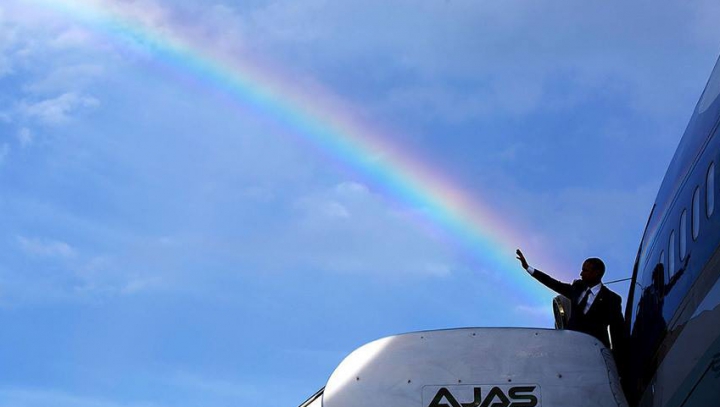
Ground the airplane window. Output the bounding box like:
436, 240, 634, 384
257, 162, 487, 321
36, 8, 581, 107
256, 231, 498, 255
707, 162, 715, 217
680, 209, 687, 260
660, 250, 665, 270
693, 186, 700, 240
668, 231, 676, 277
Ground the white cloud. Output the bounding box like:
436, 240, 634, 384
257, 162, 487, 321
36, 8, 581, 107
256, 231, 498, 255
50, 27, 94, 49
181, 4, 250, 56
17, 236, 77, 258
120, 277, 163, 295
0, 3, 112, 132
19, 92, 99, 125
245, 0, 329, 46
296, 182, 372, 221
296, 197, 346, 221
24, 63, 105, 95
72, 254, 161, 298
287, 182, 459, 277
17, 127, 32, 147
72, 0, 248, 59
335, 181, 369, 196
422, 262, 452, 277
321, 201, 350, 219
2, 241, 167, 303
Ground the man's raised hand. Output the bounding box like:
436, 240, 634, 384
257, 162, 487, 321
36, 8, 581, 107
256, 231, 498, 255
516, 249, 529, 270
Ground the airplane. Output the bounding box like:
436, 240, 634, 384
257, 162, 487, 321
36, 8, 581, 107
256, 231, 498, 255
299, 53, 720, 407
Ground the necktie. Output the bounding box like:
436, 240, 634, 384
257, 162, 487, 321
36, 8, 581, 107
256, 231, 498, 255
576, 288, 592, 314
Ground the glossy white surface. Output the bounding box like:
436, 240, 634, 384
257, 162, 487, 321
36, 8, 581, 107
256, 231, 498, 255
323, 328, 627, 407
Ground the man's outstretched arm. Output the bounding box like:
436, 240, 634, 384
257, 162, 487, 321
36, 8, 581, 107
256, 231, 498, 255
516, 249, 575, 298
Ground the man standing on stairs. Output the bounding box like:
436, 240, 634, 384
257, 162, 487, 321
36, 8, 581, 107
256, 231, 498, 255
515, 249, 625, 352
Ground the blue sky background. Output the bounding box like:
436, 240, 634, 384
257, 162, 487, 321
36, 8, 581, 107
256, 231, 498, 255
1, 1, 720, 406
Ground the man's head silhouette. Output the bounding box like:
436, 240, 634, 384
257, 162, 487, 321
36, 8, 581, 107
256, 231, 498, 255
580, 258, 605, 286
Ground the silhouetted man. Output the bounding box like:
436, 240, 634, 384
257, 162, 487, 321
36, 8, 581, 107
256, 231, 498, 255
516, 249, 625, 351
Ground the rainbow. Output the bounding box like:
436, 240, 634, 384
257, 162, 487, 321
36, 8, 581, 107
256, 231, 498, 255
28, 0, 559, 304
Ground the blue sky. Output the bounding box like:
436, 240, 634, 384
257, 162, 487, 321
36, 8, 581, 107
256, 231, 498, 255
1, 1, 720, 406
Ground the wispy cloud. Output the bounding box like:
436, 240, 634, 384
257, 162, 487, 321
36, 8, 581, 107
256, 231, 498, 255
16, 236, 77, 258
0, 3, 110, 146
120, 277, 163, 295
16, 127, 32, 147
24, 63, 105, 95
422, 262, 452, 277
18, 92, 99, 125
288, 181, 459, 276
49, 27, 95, 49
335, 181, 369, 196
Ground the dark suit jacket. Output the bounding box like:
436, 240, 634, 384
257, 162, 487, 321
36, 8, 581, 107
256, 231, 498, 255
531, 269, 625, 350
